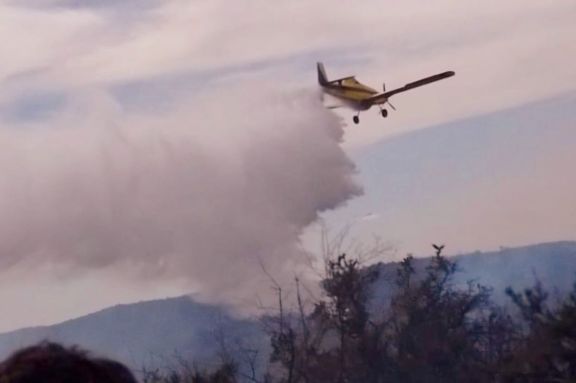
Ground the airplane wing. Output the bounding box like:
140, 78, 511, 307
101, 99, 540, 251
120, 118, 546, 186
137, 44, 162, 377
367, 71, 455, 104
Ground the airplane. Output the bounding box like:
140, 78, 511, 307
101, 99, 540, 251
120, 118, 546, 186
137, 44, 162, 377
317, 62, 455, 124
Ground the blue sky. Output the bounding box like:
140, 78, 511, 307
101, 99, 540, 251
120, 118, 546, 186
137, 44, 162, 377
0, 0, 574, 331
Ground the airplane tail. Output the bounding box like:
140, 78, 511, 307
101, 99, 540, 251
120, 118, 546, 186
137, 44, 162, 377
317, 62, 329, 86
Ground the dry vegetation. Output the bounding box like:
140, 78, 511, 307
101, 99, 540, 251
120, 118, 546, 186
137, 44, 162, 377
143, 246, 576, 383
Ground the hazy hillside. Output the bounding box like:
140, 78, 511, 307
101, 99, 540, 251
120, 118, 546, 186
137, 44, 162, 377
0, 296, 267, 373
0, 241, 574, 373
370, 241, 576, 307
454, 241, 576, 300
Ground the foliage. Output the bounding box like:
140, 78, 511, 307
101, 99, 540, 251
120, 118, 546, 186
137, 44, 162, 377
147, 245, 576, 383
141, 362, 238, 383
502, 282, 576, 382
265, 247, 576, 383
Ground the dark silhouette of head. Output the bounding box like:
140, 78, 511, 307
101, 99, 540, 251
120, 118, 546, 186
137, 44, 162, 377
0, 342, 137, 383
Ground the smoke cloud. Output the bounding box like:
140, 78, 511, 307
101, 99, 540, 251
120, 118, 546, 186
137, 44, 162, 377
0, 86, 361, 307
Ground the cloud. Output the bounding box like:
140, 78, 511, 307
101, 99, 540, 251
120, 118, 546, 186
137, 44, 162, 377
0, 0, 574, 148
0, 85, 361, 308
14, 0, 159, 9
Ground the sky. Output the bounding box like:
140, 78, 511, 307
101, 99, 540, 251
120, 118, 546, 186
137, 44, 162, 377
0, 0, 574, 331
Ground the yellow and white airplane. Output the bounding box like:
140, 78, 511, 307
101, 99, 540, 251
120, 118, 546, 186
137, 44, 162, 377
317, 62, 455, 124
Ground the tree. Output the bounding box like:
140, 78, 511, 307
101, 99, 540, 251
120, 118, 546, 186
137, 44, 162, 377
265, 245, 576, 383
503, 281, 576, 382
385, 250, 496, 383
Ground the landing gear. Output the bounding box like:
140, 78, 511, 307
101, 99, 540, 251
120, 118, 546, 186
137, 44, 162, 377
353, 115, 360, 124
380, 108, 388, 118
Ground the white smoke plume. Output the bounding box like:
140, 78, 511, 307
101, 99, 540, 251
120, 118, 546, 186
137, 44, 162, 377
0, 86, 361, 307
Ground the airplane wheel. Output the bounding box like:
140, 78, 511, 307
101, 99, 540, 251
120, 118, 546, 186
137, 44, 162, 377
353, 115, 359, 124
381, 109, 388, 118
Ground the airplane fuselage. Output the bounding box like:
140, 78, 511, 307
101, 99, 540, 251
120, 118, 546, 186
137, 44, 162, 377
320, 79, 384, 111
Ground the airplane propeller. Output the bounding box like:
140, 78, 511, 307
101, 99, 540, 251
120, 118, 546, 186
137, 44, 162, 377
382, 83, 396, 111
